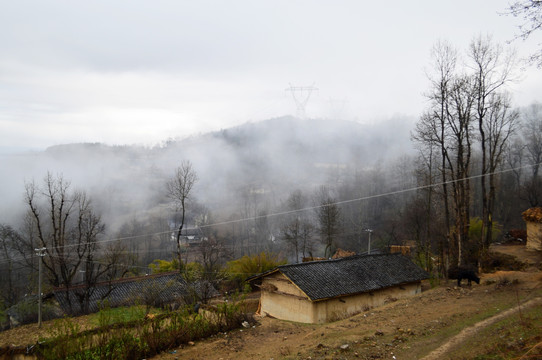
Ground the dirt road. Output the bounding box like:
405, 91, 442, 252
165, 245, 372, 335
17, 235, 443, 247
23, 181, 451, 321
421, 296, 542, 360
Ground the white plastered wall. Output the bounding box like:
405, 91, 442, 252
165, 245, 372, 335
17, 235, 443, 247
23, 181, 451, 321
312, 282, 421, 323
260, 272, 314, 323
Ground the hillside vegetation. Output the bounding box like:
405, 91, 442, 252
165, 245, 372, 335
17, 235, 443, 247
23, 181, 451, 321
1, 246, 541, 360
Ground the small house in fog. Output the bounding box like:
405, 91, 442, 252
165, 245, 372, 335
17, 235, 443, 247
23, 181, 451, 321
522, 207, 542, 251
177, 227, 207, 246
248, 253, 428, 324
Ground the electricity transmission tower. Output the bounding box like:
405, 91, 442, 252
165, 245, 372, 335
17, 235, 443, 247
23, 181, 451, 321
285, 84, 318, 119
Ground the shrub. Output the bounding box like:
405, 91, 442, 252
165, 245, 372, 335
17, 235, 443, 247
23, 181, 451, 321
7, 296, 60, 326
35, 293, 250, 360
225, 252, 286, 290
149, 258, 179, 273
94, 302, 147, 327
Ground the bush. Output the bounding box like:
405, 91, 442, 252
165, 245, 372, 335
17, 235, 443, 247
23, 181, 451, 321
7, 296, 60, 326
35, 295, 250, 360
93, 303, 147, 327
149, 258, 179, 273
225, 252, 286, 290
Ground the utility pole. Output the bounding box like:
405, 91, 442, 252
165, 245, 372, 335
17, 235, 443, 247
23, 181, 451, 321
285, 83, 318, 119
364, 229, 373, 255
35, 247, 46, 328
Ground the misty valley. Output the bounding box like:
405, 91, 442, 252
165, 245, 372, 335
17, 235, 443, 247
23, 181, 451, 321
1, 97, 542, 329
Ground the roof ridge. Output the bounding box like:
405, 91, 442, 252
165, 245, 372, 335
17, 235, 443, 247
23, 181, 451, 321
53, 271, 182, 292
277, 252, 398, 269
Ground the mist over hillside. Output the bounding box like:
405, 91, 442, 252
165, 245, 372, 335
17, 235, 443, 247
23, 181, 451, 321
0, 116, 415, 231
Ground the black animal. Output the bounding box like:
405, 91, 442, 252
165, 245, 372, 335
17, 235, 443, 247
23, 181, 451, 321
457, 269, 480, 287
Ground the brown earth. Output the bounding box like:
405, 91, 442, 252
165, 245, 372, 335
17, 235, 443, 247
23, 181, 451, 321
153, 245, 542, 360
1, 245, 541, 360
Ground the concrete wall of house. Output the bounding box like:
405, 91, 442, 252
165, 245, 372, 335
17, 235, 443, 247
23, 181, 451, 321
312, 282, 421, 323
526, 222, 542, 251
259, 273, 422, 324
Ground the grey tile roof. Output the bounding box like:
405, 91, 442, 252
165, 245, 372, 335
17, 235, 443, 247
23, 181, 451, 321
53, 272, 189, 314
251, 254, 429, 301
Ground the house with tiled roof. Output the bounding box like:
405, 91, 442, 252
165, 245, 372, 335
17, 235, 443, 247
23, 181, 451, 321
53, 272, 190, 315
248, 253, 428, 323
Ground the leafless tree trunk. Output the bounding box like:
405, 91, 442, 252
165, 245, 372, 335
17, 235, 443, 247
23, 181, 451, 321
506, 1, 542, 67
0, 225, 23, 306
483, 94, 518, 248
24, 173, 105, 314
167, 161, 198, 273
520, 103, 542, 206
469, 35, 516, 252
280, 190, 314, 262
413, 40, 457, 272
315, 186, 341, 258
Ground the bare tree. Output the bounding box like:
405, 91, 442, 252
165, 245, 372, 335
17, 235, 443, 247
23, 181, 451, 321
315, 186, 341, 258
469, 35, 517, 251
280, 190, 314, 262
0, 225, 24, 306
23, 173, 106, 314
167, 161, 198, 272
520, 103, 542, 206
196, 236, 229, 302
413, 40, 458, 271
506, 0, 542, 67
480, 93, 518, 248
414, 36, 519, 268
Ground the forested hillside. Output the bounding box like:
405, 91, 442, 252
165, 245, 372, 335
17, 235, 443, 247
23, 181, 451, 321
1, 106, 541, 315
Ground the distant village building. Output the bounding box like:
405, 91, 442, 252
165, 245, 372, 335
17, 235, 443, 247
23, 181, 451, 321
522, 207, 542, 251
5, 272, 194, 328
331, 248, 356, 259
248, 254, 428, 324
53, 272, 190, 315
171, 226, 207, 246
389, 245, 411, 256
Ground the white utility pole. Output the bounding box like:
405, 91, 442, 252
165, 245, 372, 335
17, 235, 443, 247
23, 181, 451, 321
364, 229, 373, 255
35, 247, 46, 328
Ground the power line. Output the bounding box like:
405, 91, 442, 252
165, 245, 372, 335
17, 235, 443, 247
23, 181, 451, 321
3, 162, 537, 278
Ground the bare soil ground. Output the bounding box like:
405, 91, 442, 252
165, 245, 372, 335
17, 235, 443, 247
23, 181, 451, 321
152, 245, 542, 360
1, 245, 541, 360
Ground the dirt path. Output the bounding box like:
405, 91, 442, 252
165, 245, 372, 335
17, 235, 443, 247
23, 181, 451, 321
151, 273, 542, 360
421, 296, 542, 360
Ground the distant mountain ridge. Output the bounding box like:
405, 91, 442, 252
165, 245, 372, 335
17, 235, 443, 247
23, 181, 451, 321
1, 116, 415, 229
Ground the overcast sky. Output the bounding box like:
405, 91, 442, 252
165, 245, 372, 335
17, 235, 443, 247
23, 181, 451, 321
1, 1, 541, 153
